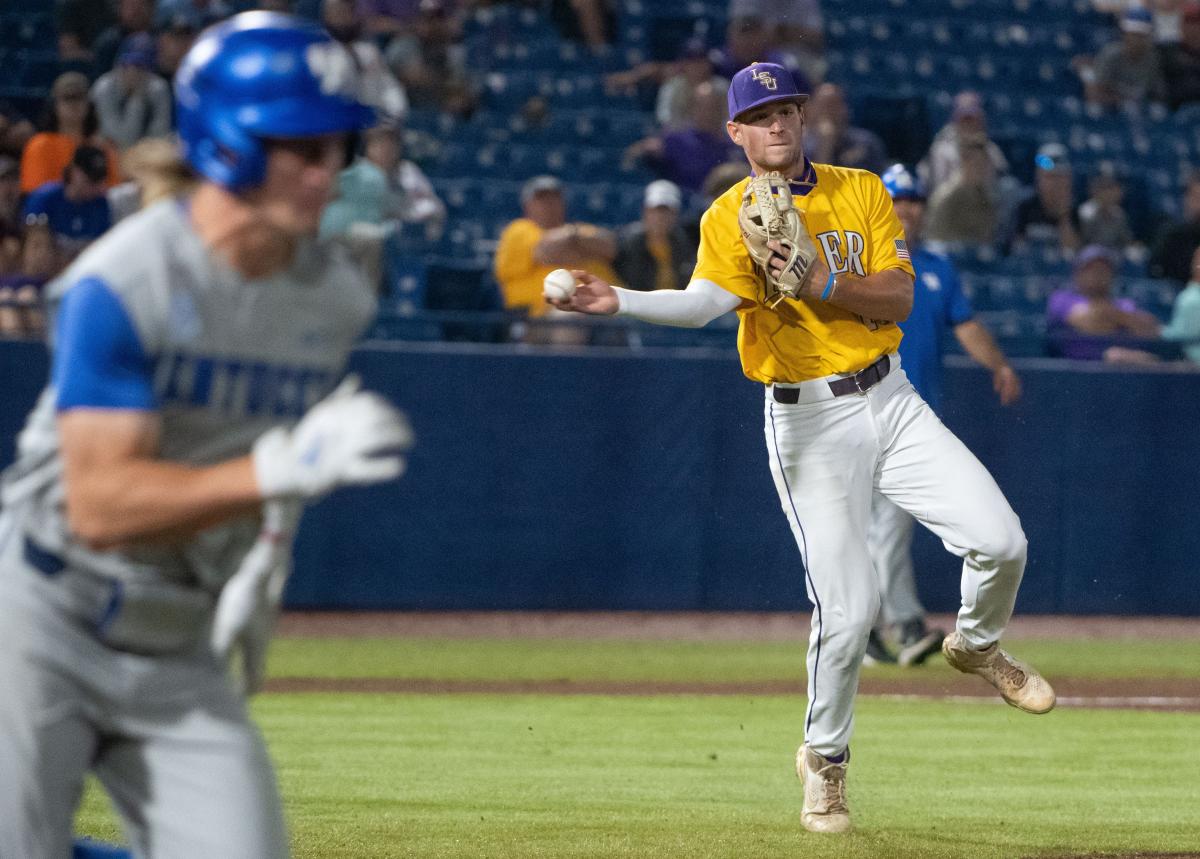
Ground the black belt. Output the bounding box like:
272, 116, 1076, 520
773, 354, 891, 404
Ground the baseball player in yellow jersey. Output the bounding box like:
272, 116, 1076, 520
550, 61, 1055, 835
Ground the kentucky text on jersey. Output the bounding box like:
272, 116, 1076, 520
156, 353, 336, 418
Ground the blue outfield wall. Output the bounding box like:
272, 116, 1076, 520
0, 339, 1197, 614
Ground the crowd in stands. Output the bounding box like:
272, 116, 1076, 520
0, 0, 1197, 364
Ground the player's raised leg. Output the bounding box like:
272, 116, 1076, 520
873, 374, 1055, 713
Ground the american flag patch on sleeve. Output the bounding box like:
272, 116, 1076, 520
894, 239, 911, 261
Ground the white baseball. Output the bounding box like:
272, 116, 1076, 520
543, 268, 577, 302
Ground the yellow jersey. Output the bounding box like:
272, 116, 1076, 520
692, 160, 915, 383
493, 218, 620, 318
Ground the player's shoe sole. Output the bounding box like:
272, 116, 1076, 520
941, 631, 1056, 714
795, 745, 852, 834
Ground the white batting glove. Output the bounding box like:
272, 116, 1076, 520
252, 375, 414, 501
212, 499, 302, 695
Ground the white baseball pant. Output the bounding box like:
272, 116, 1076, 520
865, 493, 925, 628
0, 515, 289, 859
763, 354, 1026, 757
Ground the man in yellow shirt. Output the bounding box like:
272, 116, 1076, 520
551, 62, 1054, 835
493, 175, 619, 320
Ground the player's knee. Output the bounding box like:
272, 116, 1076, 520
978, 518, 1027, 566
828, 596, 880, 643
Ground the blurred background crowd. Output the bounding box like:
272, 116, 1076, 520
0, 0, 1198, 364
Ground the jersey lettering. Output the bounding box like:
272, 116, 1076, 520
815, 230, 867, 277
157, 353, 334, 418
843, 231, 866, 276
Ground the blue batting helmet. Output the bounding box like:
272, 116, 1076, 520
175, 12, 376, 191
880, 163, 926, 201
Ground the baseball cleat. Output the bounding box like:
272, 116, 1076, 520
861, 628, 896, 666
796, 744, 852, 834
941, 631, 1056, 714
896, 620, 945, 667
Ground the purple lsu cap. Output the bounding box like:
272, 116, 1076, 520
727, 62, 809, 122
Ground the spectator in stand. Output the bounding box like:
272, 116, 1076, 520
710, 16, 812, 91
1160, 244, 1200, 361
317, 139, 394, 290
1009, 143, 1082, 254
91, 34, 173, 150
386, 0, 476, 118
1078, 165, 1136, 252
0, 222, 58, 338
728, 0, 826, 84
1080, 6, 1167, 110
656, 38, 730, 131
93, 0, 156, 75
1047, 244, 1161, 360
604, 38, 730, 131
58, 19, 98, 65
0, 222, 19, 278
363, 122, 446, 239
107, 137, 198, 223
320, 149, 388, 241
357, 0, 428, 41
614, 180, 696, 293
155, 7, 203, 86
155, 0, 233, 26
1160, 2, 1200, 110
548, 0, 616, 53
1149, 173, 1200, 281
323, 0, 409, 120
57, 0, 113, 64
923, 133, 999, 247
319, 122, 447, 242
0, 156, 20, 237
493, 175, 619, 323
22, 145, 113, 261
918, 90, 1008, 195
623, 81, 743, 193
0, 101, 36, 159
20, 73, 120, 195
1091, 0, 1185, 44
256, 0, 294, 10
802, 82, 888, 175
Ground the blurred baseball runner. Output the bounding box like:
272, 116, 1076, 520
550, 62, 1054, 834
0, 13, 411, 858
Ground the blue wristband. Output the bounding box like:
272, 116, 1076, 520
820, 272, 837, 301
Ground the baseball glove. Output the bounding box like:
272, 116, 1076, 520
738, 172, 820, 306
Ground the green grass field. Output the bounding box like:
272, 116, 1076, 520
76, 635, 1200, 858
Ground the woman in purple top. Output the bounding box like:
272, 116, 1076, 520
1046, 244, 1160, 359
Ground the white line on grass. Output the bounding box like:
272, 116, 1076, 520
872, 694, 1200, 710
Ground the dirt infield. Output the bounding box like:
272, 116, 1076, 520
272, 612, 1200, 712
277, 611, 1200, 641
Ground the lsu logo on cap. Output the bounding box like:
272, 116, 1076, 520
751, 67, 777, 90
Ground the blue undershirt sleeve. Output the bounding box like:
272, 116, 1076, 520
53, 276, 157, 411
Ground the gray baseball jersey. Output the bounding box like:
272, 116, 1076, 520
3, 198, 374, 587
0, 198, 375, 858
